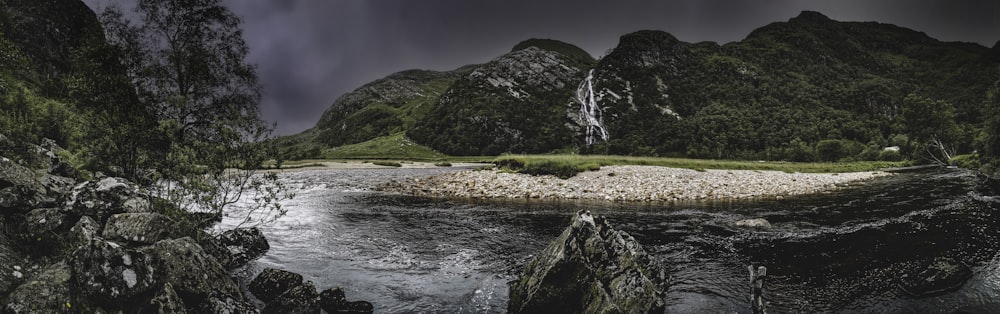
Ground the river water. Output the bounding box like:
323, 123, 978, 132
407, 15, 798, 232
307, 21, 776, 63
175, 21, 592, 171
218, 167, 1000, 313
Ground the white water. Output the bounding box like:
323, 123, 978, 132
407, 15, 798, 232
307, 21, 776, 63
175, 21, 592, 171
576, 69, 609, 145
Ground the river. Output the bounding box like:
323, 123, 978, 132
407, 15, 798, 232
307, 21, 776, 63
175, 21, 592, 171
217, 166, 1000, 313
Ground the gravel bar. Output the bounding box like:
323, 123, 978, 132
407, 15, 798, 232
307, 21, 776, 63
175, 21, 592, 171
379, 165, 892, 202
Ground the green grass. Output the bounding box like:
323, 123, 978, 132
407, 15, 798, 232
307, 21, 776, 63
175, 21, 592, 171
323, 133, 446, 160
493, 154, 906, 178
372, 161, 402, 167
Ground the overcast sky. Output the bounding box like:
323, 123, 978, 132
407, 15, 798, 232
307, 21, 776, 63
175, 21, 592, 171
82, 0, 999, 136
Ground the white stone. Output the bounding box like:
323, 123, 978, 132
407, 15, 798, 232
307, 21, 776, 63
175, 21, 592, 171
122, 269, 137, 288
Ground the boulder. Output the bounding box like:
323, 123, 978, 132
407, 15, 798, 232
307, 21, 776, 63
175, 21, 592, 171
319, 287, 374, 314
24, 207, 73, 251
67, 176, 141, 223
735, 218, 773, 230
0, 216, 30, 295
195, 232, 233, 270
0, 157, 52, 214
217, 227, 270, 269
262, 280, 320, 314
3, 262, 74, 314
101, 213, 178, 245
141, 237, 242, 304
144, 283, 186, 314
67, 216, 100, 249
121, 197, 152, 213
249, 268, 304, 302
69, 238, 158, 305
898, 257, 972, 297
38, 174, 75, 202
507, 210, 667, 314
192, 293, 260, 314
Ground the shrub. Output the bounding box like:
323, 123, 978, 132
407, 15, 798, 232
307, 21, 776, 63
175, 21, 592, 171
816, 139, 864, 162
949, 153, 980, 169
433, 162, 452, 167
878, 149, 903, 162
372, 161, 402, 167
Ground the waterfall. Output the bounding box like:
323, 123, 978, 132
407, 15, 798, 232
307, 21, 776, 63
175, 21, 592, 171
576, 69, 609, 145
577, 70, 609, 145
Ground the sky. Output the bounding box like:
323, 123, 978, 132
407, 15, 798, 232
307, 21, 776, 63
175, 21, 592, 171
82, 0, 999, 136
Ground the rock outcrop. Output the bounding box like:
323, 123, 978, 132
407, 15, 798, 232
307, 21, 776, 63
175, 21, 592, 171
0, 136, 268, 312
217, 227, 271, 269
319, 287, 375, 314
408, 39, 596, 156
898, 257, 972, 297
3, 262, 74, 314
249, 268, 373, 314
508, 210, 667, 314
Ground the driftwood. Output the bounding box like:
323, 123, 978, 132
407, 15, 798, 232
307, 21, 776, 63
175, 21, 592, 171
749, 265, 767, 314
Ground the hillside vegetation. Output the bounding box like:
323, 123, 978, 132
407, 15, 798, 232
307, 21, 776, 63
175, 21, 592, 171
281, 11, 1000, 171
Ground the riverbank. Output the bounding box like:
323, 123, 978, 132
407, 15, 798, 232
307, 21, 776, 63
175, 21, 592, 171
266, 160, 488, 172
380, 165, 893, 202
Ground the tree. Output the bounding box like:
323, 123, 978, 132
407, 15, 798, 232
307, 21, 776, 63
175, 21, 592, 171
984, 72, 1000, 173
100, 0, 290, 227
902, 93, 959, 164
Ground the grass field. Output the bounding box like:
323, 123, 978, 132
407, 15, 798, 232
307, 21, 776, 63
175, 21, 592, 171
289, 134, 909, 175
322, 132, 446, 160
492, 154, 907, 178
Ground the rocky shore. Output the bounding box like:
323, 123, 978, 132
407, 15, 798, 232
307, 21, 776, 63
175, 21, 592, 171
381, 165, 892, 202
508, 210, 667, 313
0, 136, 371, 313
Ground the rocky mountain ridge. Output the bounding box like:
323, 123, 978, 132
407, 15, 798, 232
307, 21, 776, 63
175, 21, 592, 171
290, 11, 998, 161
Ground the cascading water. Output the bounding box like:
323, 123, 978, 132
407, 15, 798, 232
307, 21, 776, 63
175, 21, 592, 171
576, 69, 609, 145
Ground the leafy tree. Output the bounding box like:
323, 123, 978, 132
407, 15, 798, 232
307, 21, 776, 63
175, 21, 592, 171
901, 94, 959, 163
984, 71, 1000, 172
100, 0, 291, 226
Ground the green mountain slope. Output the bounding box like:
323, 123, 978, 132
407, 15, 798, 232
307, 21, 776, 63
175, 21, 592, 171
288, 11, 999, 162
586, 11, 998, 160
408, 39, 597, 155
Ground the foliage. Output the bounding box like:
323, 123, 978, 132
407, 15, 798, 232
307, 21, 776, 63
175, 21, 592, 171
408, 42, 588, 156
323, 132, 445, 160
981, 70, 1000, 174
494, 156, 601, 179
372, 161, 402, 167
949, 153, 980, 169
100, 0, 291, 225
314, 69, 461, 148
511, 38, 596, 68
816, 139, 864, 162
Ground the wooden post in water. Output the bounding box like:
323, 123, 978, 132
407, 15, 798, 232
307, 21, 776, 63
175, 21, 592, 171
749, 265, 767, 314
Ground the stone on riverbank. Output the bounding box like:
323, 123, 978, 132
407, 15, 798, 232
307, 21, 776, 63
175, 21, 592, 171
69, 238, 158, 305
218, 227, 270, 269
898, 257, 972, 297
141, 237, 242, 304
145, 282, 186, 313
735, 218, 773, 230
508, 210, 667, 314
102, 212, 179, 245
319, 287, 374, 314
3, 262, 73, 314
382, 165, 891, 203
262, 280, 321, 314
250, 268, 305, 302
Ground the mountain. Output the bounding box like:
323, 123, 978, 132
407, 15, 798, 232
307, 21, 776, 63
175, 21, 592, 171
408, 39, 596, 155
289, 11, 999, 161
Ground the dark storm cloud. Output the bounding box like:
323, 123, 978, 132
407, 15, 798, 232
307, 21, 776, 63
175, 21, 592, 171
83, 0, 999, 135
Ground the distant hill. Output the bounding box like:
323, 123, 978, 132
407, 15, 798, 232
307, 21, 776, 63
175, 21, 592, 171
282, 11, 1000, 161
